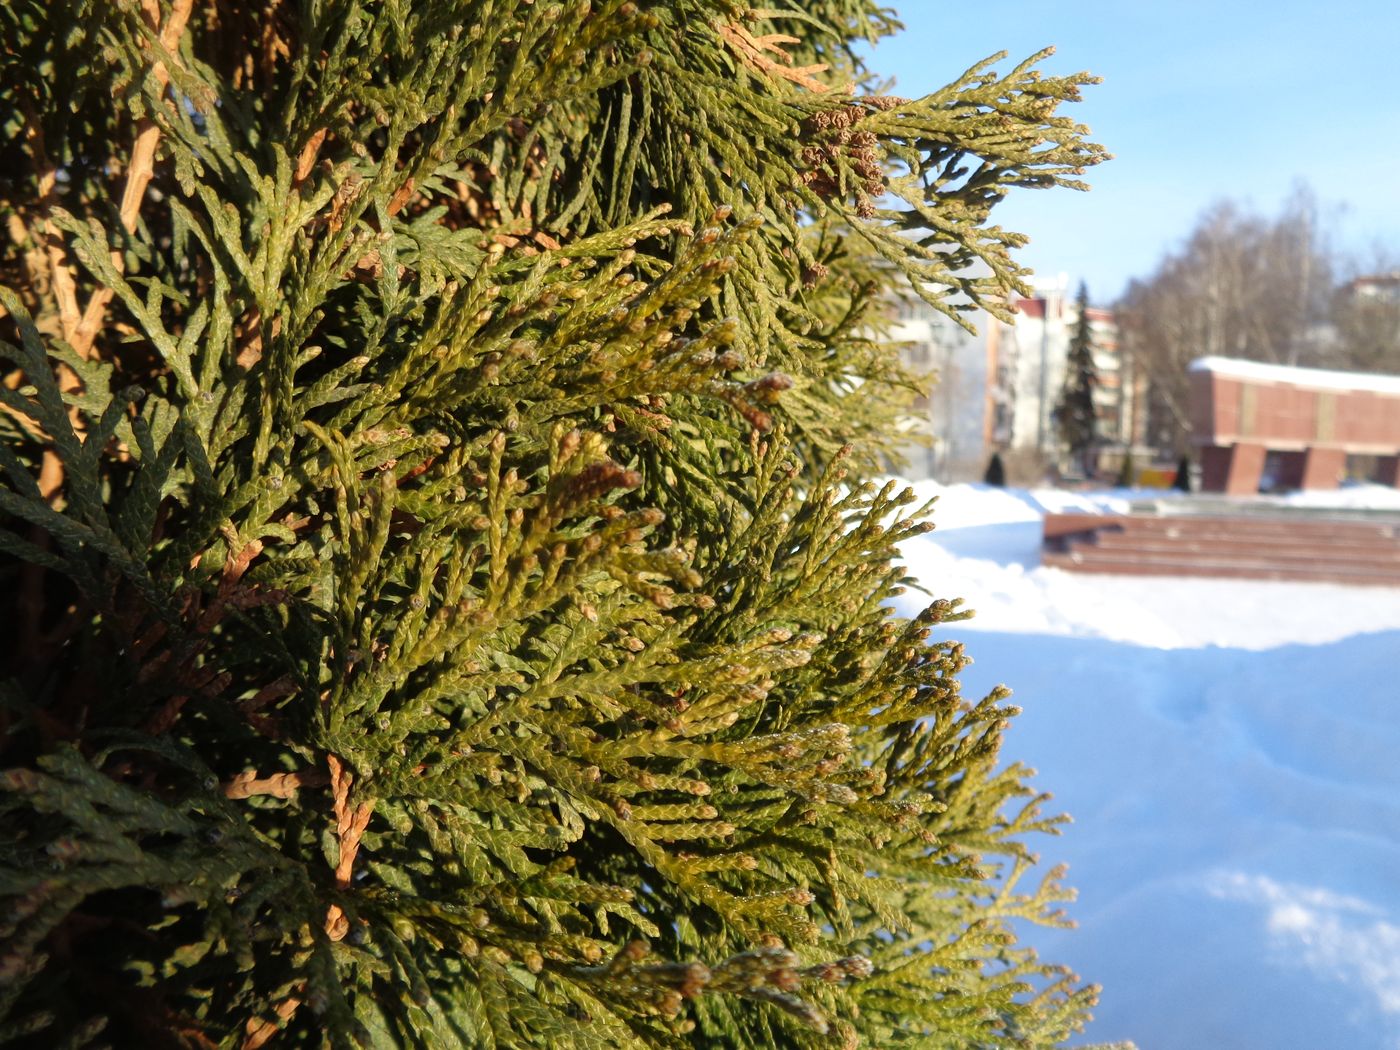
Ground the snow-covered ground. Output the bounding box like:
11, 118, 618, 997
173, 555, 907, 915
890, 481, 1400, 1049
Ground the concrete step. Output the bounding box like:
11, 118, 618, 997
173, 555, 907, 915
1044, 513, 1400, 545
1042, 550, 1400, 586
1090, 535, 1400, 563
1124, 518, 1399, 543
1061, 544, 1400, 573
1041, 511, 1400, 585
1126, 528, 1400, 547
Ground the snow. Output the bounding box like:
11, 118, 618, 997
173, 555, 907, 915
895, 481, 1400, 649
1190, 355, 1400, 394
1276, 484, 1400, 512
891, 482, 1400, 1048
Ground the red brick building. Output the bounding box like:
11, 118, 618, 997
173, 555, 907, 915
1190, 357, 1400, 494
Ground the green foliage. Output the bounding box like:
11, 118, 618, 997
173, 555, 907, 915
1, 1, 1109, 1046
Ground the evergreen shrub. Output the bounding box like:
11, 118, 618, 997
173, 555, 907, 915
1, 2, 1108, 1045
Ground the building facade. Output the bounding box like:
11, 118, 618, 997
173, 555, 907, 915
1190, 356, 1400, 493
888, 296, 993, 481
890, 277, 1145, 482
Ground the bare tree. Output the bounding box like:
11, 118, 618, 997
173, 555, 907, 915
1117, 186, 1336, 452
1329, 246, 1400, 373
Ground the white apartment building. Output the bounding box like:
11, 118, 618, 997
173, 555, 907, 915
890, 274, 1142, 481
888, 295, 993, 481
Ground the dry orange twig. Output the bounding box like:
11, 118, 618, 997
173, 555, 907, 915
717, 23, 833, 93
241, 994, 302, 1050
23, 118, 83, 345
71, 0, 194, 359
18, 109, 86, 503
20, 0, 194, 504
239, 752, 370, 1047
323, 753, 373, 942
294, 127, 328, 184
222, 769, 330, 799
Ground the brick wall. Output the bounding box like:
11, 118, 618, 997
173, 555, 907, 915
1191, 361, 1400, 491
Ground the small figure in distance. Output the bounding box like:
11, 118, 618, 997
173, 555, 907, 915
984, 451, 1006, 487
1174, 454, 1192, 493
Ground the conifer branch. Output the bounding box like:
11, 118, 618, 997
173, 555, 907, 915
72, 0, 193, 359
1, 3, 1107, 1044
15, 106, 84, 504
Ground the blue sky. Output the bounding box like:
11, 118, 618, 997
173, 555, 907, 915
863, 1, 1400, 304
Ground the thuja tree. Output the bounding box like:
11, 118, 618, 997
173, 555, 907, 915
0, 2, 1109, 1046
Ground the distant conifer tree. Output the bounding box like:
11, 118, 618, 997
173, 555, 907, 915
1058, 283, 1100, 477
0, 2, 1108, 1045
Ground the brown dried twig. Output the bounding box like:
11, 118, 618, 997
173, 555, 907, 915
323, 753, 373, 942
241, 994, 301, 1050
239, 752, 368, 1047
21, 115, 83, 344
293, 127, 328, 184
222, 769, 330, 799
16, 107, 86, 504
15, 0, 193, 509
717, 23, 833, 93
71, 0, 194, 359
